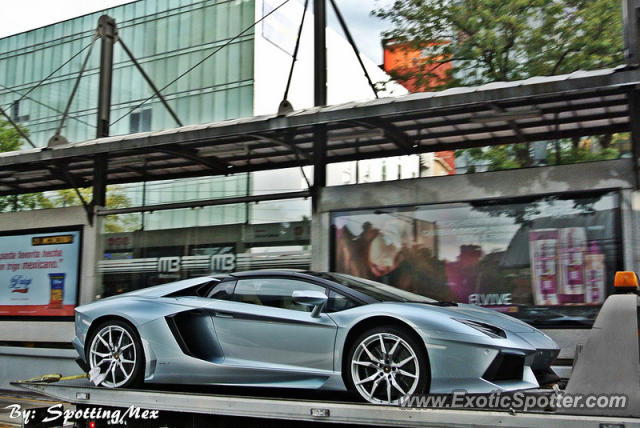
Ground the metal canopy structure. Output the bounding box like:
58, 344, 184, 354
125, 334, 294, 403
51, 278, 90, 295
0, 65, 638, 197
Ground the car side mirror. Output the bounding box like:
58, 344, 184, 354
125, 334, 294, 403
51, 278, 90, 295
292, 290, 328, 318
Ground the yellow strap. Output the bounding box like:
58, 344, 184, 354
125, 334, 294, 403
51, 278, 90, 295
21, 373, 88, 383
59, 374, 89, 381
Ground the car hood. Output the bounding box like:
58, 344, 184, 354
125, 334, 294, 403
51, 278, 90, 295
403, 302, 537, 333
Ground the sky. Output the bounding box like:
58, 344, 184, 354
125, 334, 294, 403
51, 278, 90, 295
0, 0, 392, 64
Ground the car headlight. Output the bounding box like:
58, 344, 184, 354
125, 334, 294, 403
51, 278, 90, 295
454, 318, 507, 338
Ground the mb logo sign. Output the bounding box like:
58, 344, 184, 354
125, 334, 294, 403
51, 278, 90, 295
157, 257, 180, 273
157, 254, 236, 273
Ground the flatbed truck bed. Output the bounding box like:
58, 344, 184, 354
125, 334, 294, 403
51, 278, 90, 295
12, 380, 640, 428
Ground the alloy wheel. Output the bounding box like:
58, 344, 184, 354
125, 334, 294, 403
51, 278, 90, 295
89, 324, 137, 388
350, 332, 420, 404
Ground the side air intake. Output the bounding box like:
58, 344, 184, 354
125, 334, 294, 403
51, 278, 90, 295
482, 352, 524, 382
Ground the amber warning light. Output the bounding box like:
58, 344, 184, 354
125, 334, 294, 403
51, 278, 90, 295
614, 271, 639, 291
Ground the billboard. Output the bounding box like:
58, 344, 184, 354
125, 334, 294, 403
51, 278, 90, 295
0, 228, 81, 317
331, 192, 620, 326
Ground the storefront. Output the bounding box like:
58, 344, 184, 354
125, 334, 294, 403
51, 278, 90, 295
330, 190, 620, 327
314, 158, 635, 331
97, 219, 311, 297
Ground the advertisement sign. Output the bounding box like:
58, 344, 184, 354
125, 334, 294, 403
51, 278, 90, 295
0, 229, 81, 317
100, 248, 237, 276
99, 245, 236, 297
529, 227, 606, 306
331, 192, 620, 325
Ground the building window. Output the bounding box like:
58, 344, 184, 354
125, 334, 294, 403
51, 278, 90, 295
130, 109, 152, 133
11, 100, 29, 122
12, 100, 19, 122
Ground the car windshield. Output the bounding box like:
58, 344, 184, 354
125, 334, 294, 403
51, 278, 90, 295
311, 272, 437, 303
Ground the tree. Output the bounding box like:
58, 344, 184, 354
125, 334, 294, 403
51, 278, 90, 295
54, 187, 138, 232
375, 0, 623, 88
0, 119, 24, 152
375, 0, 625, 169
0, 120, 53, 211
455, 135, 623, 172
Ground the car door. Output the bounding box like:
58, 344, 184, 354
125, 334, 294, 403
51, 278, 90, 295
209, 276, 338, 373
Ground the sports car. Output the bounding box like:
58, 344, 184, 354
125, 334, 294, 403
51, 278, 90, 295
73, 270, 559, 405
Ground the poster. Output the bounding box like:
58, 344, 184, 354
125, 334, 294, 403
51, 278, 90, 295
0, 229, 81, 316
529, 227, 606, 306
331, 192, 620, 325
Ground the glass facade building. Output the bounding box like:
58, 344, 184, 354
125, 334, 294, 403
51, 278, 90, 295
331, 190, 623, 326
0, 0, 261, 229
0, 0, 315, 297
0, 0, 255, 145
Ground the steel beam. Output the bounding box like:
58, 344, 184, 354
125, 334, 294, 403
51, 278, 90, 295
118, 37, 183, 127
93, 154, 108, 208
312, 123, 327, 212
249, 133, 311, 161
623, 0, 640, 64
96, 15, 117, 138
630, 90, 640, 189
93, 15, 117, 208
328, 0, 378, 98
96, 190, 311, 215
314, 0, 327, 107
358, 119, 416, 154
155, 144, 230, 174
313, 0, 327, 212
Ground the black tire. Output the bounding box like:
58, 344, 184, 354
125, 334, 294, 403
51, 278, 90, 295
345, 325, 429, 404
86, 319, 145, 388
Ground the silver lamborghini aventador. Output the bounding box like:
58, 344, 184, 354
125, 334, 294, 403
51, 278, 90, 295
73, 270, 559, 405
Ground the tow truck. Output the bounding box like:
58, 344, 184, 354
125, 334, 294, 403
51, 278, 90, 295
11, 272, 640, 427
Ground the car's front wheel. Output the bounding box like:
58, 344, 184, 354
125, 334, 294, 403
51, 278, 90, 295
86, 320, 144, 388
346, 325, 429, 405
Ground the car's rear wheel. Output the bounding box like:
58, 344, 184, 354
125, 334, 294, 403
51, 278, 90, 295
346, 326, 428, 405
87, 320, 144, 388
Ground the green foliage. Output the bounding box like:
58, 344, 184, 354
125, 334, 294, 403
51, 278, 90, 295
374, 0, 623, 88
547, 146, 619, 165
0, 120, 26, 152
0, 193, 54, 212
461, 137, 622, 171
54, 187, 139, 232
0, 120, 50, 211
463, 144, 530, 171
